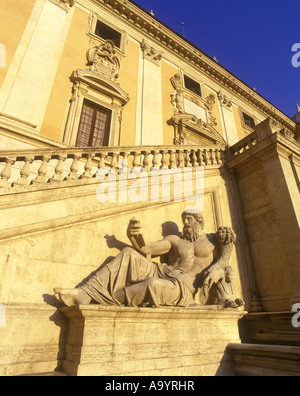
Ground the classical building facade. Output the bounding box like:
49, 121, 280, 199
0, 0, 299, 376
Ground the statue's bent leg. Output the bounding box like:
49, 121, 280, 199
80, 247, 159, 306
123, 277, 181, 307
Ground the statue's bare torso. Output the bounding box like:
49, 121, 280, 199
150, 233, 218, 294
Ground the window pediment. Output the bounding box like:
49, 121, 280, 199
71, 69, 130, 106
168, 113, 226, 146
70, 40, 129, 106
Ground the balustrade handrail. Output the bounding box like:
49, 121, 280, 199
0, 143, 226, 159
0, 144, 226, 189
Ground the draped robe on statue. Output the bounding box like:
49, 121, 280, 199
80, 247, 193, 307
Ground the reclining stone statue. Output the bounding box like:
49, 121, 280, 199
54, 211, 243, 308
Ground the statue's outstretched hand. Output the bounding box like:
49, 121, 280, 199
203, 267, 225, 297
127, 217, 141, 239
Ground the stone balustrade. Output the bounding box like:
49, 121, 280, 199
229, 132, 258, 158
0, 145, 225, 190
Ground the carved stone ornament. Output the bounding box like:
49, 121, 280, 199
168, 113, 225, 145
141, 40, 163, 66
49, 0, 74, 11
218, 90, 233, 110
87, 40, 121, 81
204, 93, 218, 127
169, 74, 223, 145
170, 73, 184, 114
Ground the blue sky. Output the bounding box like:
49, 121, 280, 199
132, 0, 299, 118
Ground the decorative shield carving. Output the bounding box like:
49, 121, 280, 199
86, 40, 121, 81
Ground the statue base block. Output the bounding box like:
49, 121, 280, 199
59, 305, 245, 376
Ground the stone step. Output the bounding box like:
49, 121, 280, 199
228, 343, 300, 376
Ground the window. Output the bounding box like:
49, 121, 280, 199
242, 112, 255, 128
76, 101, 111, 147
184, 75, 202, 97
95, 21, 122, 49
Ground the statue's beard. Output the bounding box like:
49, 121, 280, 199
183, 225, 200, 242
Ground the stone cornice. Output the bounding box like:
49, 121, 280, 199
86, 0, 296, 134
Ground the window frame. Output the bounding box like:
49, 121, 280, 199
76, 100, 112, 148
95, 20, 122, 49
87, 13, 127, 55
239, 109, 257, 131
183, 74, 202, 97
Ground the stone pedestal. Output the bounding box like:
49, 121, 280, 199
60, 305, 245, 376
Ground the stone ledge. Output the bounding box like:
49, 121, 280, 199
239, 311, 300, 346
60, 304, 245, 319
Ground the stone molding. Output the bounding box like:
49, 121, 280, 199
218, 91, 233, 111
141, 40, 163, 66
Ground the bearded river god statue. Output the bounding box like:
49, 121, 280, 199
54, 212, 243, 309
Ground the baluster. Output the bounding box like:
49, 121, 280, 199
151, 150, 160, 170
15, 156, 34, 186
33, 155, 51, 184
110, 153, 119, 171
142, 151, 150, 172
98, 152, 107, 170
51, 155, 67, 182
203, 149, 209, 165
160, 150, 168, 170
191, 149, 198, 168
177, 149, 185, 168
82, 153, 95, 178
197, 149, 203, 167
95, 152, 108, 179
66, 154, 81, 180
120, 151, 129, 173
0, 157, 16, 188
211, 149, 216, 165
132, 151, 141, 170
184, 149, 192, 167
168, 150, 177, 169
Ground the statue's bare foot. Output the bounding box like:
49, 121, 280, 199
53, 288, 91, 306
